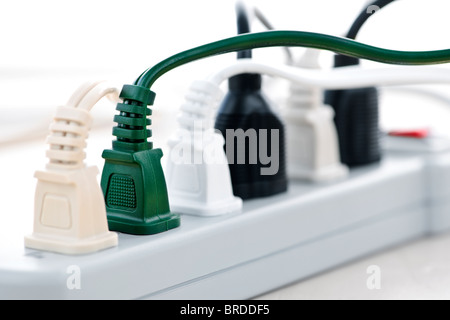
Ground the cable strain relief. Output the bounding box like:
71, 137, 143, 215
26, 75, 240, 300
228, 73, 262, 92
178, 80, 224, 132
112, 85, 155, 152
120, 84, 156, 106
112, 140, 153, 152
334, 54, 360, 68
45, 106, 91, 170
288, 83, 322, 109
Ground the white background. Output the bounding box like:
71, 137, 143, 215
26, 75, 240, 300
2, 0, 450, 299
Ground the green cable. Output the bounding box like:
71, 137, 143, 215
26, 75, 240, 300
136, 30, 450, 89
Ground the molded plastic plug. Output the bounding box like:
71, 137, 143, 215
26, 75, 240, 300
284, 49, 348, 182
100, 85, 180, 235
24, 81, 119, 255
215, 73, 288, 200
209, 0, 286, 200
324, 54, 381, 167
165, 80, 242, 216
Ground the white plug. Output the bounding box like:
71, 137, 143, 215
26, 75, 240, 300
284, 49, 349, 182
166, 80, 242, 216
24, 81, 119, 255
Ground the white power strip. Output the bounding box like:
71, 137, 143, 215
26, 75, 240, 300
1, 135, 450, 299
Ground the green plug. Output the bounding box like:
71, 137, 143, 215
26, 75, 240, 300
100, 84, 180, 235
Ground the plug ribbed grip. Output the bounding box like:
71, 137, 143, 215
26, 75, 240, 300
46, 106, 92, 170
112, 85, 155, 152
177, 80, 223, 131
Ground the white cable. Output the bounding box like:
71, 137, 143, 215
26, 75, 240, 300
7, 61, 450, 147
66, 80, 104, 108
47, 81, 120, 169
0, 81, 120, 146
77, 81, 120, 111
382, 86, 450, 106
208, 59, 450, 89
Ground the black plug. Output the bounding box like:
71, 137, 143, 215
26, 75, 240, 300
324, 54, 381, 167
213, 2, 287, 199
215, 73, 287, 200
324, 0, 397, 167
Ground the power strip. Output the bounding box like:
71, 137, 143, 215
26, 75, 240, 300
1, 133, 450, 300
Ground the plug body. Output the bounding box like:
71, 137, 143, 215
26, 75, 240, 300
325, 86, 380, 167
215, 73, 287, 200
166, 80, 242, 216
101, 85, 180, 235
26, 166, 118, 254
325, 55, 381, 167
25, 105, 118, 254
284, 84, 348, 182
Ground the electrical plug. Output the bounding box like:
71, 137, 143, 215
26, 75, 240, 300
24, 81, 119, 255
100, 84, 180, 235
214, 73, 288, 200
324, 54, 381, 167
209, 0, 286, 200
165, 80, 243, 216
284, 49, 348, 182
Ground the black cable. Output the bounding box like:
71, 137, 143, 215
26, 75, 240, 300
336, 0, 397, 66
236, 1, 252, 59
346, 0, 397, 40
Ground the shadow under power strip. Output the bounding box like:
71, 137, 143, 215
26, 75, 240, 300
1, 134, 450, 300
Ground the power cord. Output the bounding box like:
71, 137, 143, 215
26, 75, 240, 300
208, 61, 450, 90
347, 0, 397, 39
135, 30, 450, 89
236, 1, 252, 60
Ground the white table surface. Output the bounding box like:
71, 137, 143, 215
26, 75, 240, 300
255, 232, 450, 300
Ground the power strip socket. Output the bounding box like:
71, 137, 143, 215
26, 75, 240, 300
1, 134, 450, 299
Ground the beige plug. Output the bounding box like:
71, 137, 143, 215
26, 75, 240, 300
24, 81, 120, 255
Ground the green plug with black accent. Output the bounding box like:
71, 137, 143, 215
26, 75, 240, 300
100, 84, 180, 235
